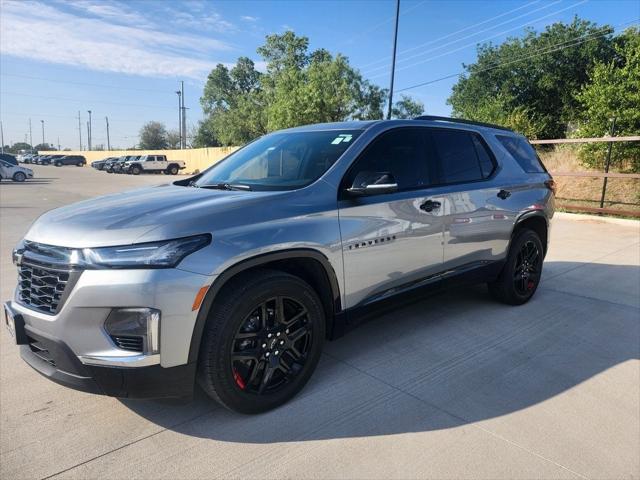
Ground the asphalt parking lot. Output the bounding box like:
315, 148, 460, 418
1, 165, 639, 479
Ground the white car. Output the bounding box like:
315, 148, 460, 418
0, 159, 34, 182
124, 155, 186, 175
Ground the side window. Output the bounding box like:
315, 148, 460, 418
496, 135, 546, 173
472, 135, 496, 178
430, 129, 485, 184
345, 128, 429, 191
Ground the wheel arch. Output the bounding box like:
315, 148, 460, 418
187, 249, 342, 363
512, 211, 549, 255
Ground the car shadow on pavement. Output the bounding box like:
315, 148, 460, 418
0, 179, 55, 185
121, 261, 640, 443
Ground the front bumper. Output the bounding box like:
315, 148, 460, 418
7, 266, 214, 397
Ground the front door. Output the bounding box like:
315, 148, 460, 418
338, 127, 444, 309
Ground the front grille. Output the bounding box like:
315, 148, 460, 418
111, 335, 144, 352
18, 263, 70, 314
27, 336, 57, 367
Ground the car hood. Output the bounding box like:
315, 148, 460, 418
25, 184, 282, 247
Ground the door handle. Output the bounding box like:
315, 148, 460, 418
420, 200, 441, 212
497, 189, 511, 200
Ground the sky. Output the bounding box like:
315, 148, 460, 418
1, 0, 638, 150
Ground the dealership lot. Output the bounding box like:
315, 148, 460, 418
1, 165, 638, 479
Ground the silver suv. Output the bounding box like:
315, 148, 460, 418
4, 117, 555, 413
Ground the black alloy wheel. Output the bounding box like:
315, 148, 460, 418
231, 296, 312, 395
488, 228, 544, 305
197, 269, 325, 413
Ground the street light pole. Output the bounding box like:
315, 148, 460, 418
87, 110, 92, 150
78, 111, 83, 150
176, 90, 182, 149
181, 80, 186, 148
105, 116, 111, 151
0, 121, 4, 154
387, 0, 401, 120
41, 120, 45, 148
29, 119, 33, 153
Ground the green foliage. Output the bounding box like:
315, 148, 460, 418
166, 130, 182, 149
448, 17, 615, 138
574, 28, 640, 172
34, 143, 53, 151
391, 95, 424, 119
139, 121, 168, 149
198, 31, 419, 146
7, 142, 32, 153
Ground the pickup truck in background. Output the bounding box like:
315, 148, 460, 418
125, 155, 186, 175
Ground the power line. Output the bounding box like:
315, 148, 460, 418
395, 20, 637, 93
363, 0, 561, 75
360, 0, 542, 70
368, 0, 589, 79
0, 73, 170, 94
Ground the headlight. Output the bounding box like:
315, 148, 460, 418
75, 234, 211, 269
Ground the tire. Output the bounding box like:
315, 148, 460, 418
54, 162, 62, 167
13, 172, 26, 182
488, 228, 544, 305
167, 164, 179, 175
131, 165, 141, 175
76, 161, 83, 167
197, 269, 325, 414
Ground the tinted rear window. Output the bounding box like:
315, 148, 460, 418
430, 130, 494, 184
496, 135, 545, 173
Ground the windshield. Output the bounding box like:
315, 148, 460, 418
194, 130, 362, 191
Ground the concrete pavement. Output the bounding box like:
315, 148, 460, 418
1, 165, 639, 479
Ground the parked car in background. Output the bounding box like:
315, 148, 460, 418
54, 155, 86, 167
0, 153, 19, 166
20, 154, 36, 164
91, 157, 115, 171
125, 154, 186, 175
4, 117, 554, 413
41, 155, 66, 166
115, 155, 139, 173
0, 159, 33, 182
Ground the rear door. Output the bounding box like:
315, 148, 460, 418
154, 155, 168, 170
338, 127, 445, 309
428, 128, 511, 269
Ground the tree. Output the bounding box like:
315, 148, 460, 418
34, 143, 53, 151
139, 121, 168, 149
391, 95, 424, 119
448, 18, 616, 138
7, 142, 32, 153
166, 129, 182, 149
574, 27, 640, 171
198, 31, 420, 145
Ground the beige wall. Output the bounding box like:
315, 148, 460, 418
38, 147, 239, 175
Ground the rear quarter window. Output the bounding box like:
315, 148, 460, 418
496, 135, 546, 173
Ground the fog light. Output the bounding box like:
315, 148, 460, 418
105, 308, 160, 355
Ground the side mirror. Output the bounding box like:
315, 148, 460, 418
346, 171, 398, 196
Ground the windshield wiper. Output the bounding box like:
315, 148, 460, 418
197, 182, 252, 191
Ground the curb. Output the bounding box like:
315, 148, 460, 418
554, 211, 640, 227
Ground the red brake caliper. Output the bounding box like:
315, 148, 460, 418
233, 368, 246, 390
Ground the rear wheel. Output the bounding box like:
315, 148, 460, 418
488, 228, 544, 305
54, 162, 62, 167
166, 164, 179, 175
12, 171, 26, 182
197, 270, 325, 414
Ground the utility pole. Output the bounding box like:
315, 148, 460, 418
87, 110, 92, 150
87, 121, 90, 151
41, 120, 45, 148
176, 89, 182, 149
181, 80, 186, 148
0, 121, 4, 154
29, 119, 33, 153
105, 116, 111, 151
78, 111, 83, 150
386, 0, 400, 120
57, 136, 60, 151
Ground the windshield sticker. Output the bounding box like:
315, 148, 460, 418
331, 134, 353, 145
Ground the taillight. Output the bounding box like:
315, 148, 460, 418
544, 178, 556, 195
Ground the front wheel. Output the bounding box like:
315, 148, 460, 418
197, 270, 325, 414
488, 228, 544, 305
13, 172, 26, 182
131, 165, 141, 175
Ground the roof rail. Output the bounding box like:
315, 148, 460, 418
414, 115, 513, 132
